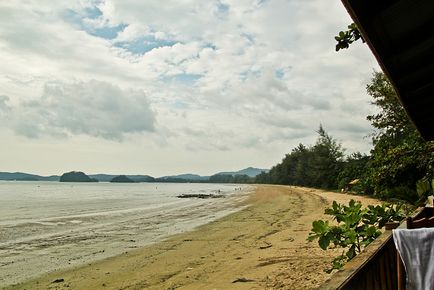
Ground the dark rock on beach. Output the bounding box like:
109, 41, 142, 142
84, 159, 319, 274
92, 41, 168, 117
177, 193, 225, 199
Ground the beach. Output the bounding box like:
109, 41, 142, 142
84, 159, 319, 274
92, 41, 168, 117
5, 185, 379, 290
0, 182, 252, 287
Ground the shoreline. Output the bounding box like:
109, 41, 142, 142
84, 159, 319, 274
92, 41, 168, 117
0, 183, 253, 288
5, 185, 380, 290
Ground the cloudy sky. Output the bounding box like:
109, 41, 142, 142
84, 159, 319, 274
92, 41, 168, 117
0, 0, 380, 177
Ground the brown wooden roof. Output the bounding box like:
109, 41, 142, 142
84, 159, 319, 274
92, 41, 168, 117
341, 0, 434, 140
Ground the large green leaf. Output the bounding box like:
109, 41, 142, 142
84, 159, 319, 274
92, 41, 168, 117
311, 220, 328, 234
319, 235, 331, 250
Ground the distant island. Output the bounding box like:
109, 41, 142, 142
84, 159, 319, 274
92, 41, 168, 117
59, 171, 98, 182
0, 172, 59, 181
110, 175, 135, 183
0, 167, 269, 184
89, 174, 155, 182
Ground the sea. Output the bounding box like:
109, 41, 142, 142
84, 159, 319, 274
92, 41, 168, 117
0, 181, 252, 287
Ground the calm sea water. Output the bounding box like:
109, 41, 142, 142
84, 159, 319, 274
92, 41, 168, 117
0, 181, 252, 287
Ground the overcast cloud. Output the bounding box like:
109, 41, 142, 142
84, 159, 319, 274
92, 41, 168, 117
1, 80, 155, 139
0, 0, 379, 176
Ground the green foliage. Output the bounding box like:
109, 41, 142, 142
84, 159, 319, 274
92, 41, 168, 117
366, 72, 416, 146
337, 152, 370, 194
310, 125, 345, 188
308, 200, 405, 273
335, 23, 364, 51
364, 203, 406, 228
365, 72, 434, 203
333, 25, 434, 202
255, 125, 345, 189
208, 174, 253, 184
416, 178, 434, 204
416, 178, 431, 196
255, 70, 434, 205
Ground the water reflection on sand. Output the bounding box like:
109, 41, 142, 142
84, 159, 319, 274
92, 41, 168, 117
0, 181, 251, 287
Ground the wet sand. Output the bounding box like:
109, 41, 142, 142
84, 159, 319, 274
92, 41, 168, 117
0, 183, 251, 287
5, 185, 379, 290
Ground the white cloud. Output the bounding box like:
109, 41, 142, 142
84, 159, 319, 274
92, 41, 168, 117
0, 0, 380, 175
2, 80, 155, 140
115, 24, 150, 42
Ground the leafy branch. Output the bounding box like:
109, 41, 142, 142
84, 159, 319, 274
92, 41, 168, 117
335, 23, 365, 51
308, 200, 405, 273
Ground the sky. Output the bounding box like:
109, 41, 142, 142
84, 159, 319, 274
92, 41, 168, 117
0, 0, 380, 177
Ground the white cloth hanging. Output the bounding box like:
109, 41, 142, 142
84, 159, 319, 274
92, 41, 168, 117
393, 228, 434, 290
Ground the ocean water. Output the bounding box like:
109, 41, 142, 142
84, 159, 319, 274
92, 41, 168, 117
0, 181, 252, 287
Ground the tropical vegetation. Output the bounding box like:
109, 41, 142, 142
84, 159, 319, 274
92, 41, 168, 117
255, 71, 434, 205
270, 25, 434, 273
308, 200, 406, 272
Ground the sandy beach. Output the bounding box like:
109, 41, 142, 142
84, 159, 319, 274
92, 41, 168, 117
5, 185, 379, 290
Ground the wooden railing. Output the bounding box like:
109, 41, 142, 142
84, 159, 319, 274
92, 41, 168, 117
318, 229, 399, 290
318, 207, 434, 290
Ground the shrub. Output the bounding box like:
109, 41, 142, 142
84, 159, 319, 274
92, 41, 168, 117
308, 200, 405, 273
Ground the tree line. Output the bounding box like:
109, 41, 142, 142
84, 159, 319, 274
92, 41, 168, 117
254, 72, 434, 204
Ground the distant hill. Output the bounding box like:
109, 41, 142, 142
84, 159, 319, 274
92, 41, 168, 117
40, 175, 60, 181
159, 173, 209, 181
216, 167, 269, 177
60, 171, 98, 182
159, 167, 269, 182
0, 172, 59, 181
90, 174, 155, 182
88, 174, 115, 182
0, 167, 268, 183
110, 175, 135, 183
125, 175, 155, 182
